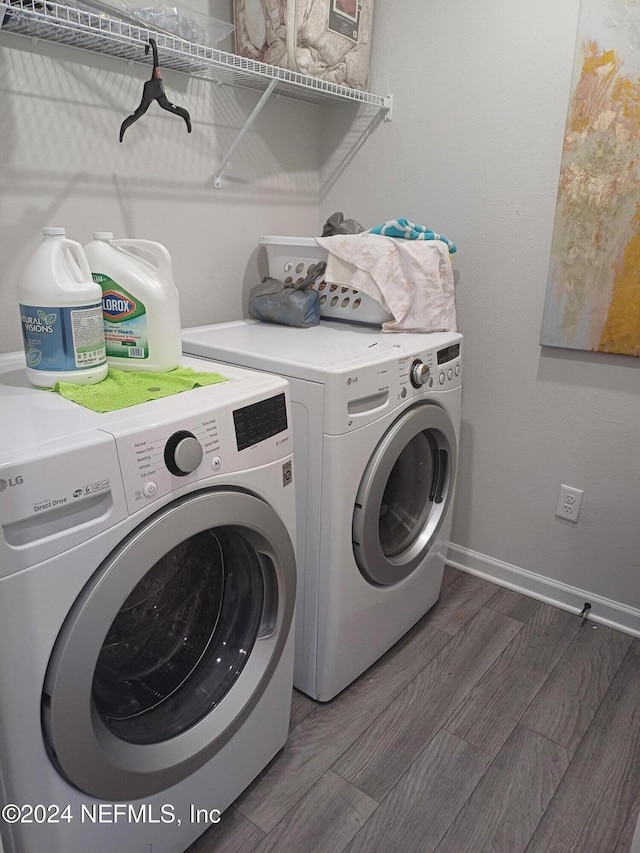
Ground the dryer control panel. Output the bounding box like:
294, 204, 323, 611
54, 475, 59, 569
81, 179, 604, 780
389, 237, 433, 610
402, 342, 462, 392
434, 341, 462, 388
322, 338, 462, 436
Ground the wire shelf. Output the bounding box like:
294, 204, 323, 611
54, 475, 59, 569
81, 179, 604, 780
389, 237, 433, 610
0, 0, 391, 111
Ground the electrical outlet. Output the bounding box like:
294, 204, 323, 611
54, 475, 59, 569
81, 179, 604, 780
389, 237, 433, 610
555, 484, 584, 523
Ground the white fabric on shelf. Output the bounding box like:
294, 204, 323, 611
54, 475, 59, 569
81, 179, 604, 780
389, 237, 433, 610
316, 233, 457, 333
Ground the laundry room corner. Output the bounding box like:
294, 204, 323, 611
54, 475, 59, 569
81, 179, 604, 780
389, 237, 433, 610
3, 0, 640, 849
319, 0, 640, 635
0, 0, 321, 356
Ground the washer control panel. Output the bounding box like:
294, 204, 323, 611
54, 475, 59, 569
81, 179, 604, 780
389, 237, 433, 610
110, 391, 291, 514
114, 414, 223, 512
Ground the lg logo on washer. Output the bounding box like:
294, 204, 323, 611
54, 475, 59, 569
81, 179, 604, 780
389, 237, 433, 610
0, 476, 23, 491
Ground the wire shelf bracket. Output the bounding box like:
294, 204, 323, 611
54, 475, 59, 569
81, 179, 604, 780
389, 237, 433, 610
213, 78, 277, 188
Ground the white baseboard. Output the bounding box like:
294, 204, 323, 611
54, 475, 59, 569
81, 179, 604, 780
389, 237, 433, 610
446, 543, 640, 638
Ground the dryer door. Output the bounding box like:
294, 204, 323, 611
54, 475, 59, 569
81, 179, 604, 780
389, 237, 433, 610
42, 488, 295, 800
352, 401, 457, 586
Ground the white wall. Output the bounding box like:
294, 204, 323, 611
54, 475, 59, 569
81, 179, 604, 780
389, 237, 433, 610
320, 0, 640, 629
0, 0, 319, 353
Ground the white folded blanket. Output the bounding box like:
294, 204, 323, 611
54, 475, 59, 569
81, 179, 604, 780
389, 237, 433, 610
316, 233, 457, 333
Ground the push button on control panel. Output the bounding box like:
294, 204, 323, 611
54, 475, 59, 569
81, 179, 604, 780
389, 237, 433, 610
143, 481, 158, 498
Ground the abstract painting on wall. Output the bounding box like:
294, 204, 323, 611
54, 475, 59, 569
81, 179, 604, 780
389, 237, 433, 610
540, 0, 640, 356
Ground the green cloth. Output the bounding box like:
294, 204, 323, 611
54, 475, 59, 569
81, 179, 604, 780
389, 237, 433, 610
50, 366, 228, 413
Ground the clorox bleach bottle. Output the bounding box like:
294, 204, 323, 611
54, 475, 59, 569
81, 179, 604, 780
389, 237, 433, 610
18, 227, 108, 388
84, 233, 182, 372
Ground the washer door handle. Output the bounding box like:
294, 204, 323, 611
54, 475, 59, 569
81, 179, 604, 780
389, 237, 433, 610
434, 449, 448, 504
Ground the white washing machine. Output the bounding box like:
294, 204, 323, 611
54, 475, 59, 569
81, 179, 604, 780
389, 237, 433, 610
0, 352, 296, 853
182, 320, 462, 702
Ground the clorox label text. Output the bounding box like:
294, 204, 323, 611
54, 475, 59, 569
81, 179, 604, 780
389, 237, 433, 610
103, 290, 136, 320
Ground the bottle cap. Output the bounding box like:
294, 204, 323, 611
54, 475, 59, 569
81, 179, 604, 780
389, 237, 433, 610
42, 227, 65, 236
93, 232, 115, 240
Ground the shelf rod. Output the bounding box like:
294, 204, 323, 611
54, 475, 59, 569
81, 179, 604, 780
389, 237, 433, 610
213, 77, 278, 189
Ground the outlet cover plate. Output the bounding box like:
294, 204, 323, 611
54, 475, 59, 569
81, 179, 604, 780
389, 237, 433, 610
555, 484, 583, 523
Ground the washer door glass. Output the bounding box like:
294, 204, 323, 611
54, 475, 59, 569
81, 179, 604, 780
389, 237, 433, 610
93, 527, 265, 745
352, 402, 457, 586
41, 489, 295, 800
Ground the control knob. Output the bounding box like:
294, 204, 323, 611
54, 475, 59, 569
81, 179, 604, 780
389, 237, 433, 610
410, 359, 430, 388
164, 430, 203, 476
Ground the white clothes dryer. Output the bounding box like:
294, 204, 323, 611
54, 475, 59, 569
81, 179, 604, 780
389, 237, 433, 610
182, 320, 462, 702
0, 352, 296, 853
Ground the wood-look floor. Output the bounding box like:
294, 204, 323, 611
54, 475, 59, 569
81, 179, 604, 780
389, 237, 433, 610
187, 567, 640, 853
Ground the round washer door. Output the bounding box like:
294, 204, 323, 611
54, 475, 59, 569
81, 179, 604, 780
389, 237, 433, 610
352, 401, 457, 586
42, 488, 295, 801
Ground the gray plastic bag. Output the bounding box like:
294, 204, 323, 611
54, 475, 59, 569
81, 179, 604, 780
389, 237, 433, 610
248, 262, 326, 328
322, 211, 365, 237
